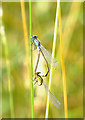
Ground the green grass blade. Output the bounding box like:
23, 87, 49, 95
29, 1, 34, 118
1, 5, 14, 118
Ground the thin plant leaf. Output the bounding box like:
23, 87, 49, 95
29, 0, 34, 118
1, 5, 14, 118
45, 1, 60, 118
59, 2, 68, 118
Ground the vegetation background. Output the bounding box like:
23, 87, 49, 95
2, 2, 83, 118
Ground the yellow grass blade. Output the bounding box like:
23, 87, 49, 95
20, 0, 34, 117
57, 2, 81, 59
59, 2, 68, 118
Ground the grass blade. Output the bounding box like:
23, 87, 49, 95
59, 2, 68, 118
45, 1, 60, 118
20, 0, 34, 118
1, 5, 14, 118
20, 0, 31, 82
57, 2, 81, 59
29, 1, 34, 118
20, 0, 32, 117
20, 0, 30, 58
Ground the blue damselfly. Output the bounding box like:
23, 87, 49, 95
31, 35, 58, 77
31, 35, 60, 109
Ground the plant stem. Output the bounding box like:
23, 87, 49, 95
59, 2, 68, 118
29, 1, 34, 118
20, 0, 31, 81
57, 3, 81, 59
1, 6, 14, 117
20, 0, 31, 117
20, 0, 29, 58
45, 1, 60, 118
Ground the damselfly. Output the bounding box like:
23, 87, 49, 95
33, 72, 60, 109
31, 35, 58, 77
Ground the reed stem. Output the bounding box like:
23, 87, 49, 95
1, 6, 14, 117
59, 2, 68, 118
29, 1, 34, 118
45, 1, 60, 118
20, 0, 29, 57
21, 0, 34, 117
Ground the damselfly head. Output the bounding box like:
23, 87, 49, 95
31, 35, 38, 39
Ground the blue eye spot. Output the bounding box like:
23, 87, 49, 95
31, 35, 38, 39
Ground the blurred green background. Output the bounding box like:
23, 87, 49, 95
2, 2, 83, 118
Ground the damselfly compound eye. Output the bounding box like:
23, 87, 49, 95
31, 35, 38, 39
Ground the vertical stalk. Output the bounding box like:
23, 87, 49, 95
57, 3, 81, 59
1, 6, 14, 118
45, 1, 60, 118
0, 3, 2, 118
59, 2, 68, 118
20, 0, 31, 117
29, 1, 34, 118
20, 0, 29, 58
21, 0, 34, 117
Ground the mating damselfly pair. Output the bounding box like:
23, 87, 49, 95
31, 35, 60, 109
